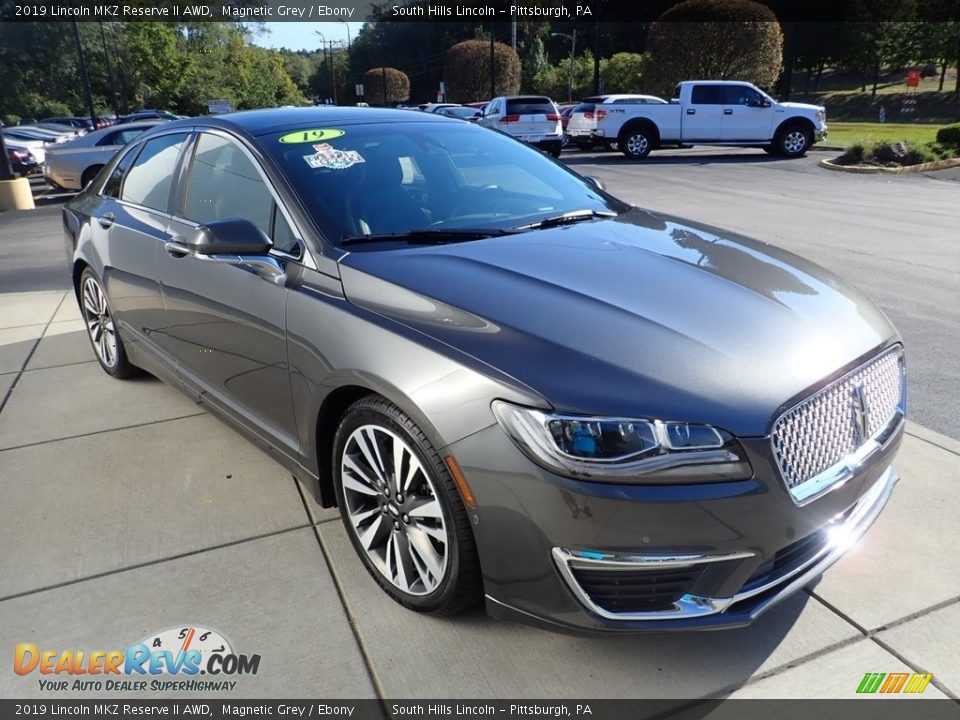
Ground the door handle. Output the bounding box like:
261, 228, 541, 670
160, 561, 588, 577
164, 241, 192, 258
97, 213, 115, 229
724, 108, 733, 115
686, 108, 696, 115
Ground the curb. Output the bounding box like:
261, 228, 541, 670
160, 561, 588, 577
820, 156, 960, 174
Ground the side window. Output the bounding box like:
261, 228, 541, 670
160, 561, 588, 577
690, 86, 724, 105
101, 144, 140, 198
183, 133, 272, 236
724, 86, 762, 106
120, 133, 188, 211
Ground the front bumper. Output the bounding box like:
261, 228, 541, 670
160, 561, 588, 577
448, 417, 901, 633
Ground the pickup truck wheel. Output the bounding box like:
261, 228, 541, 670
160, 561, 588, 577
621, 131, 652, 159
776, 125, 812, 157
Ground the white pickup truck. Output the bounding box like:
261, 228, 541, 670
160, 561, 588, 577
594, 80, 827, 159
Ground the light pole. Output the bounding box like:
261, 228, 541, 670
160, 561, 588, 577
335, 20, 352, 57
551, 31, 577, 102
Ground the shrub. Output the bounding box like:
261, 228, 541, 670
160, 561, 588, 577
935, 123, 960, 147
362, 67, 410, 106
444, 40, 521, 103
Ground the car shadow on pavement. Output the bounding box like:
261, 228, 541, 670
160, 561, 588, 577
561, 151, 800, 168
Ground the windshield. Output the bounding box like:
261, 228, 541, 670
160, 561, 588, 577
263, 121, 626, 246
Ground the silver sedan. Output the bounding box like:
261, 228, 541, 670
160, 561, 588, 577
44, 121, 162, 191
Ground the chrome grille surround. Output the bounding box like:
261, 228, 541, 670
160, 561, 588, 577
772, 346, 905, 505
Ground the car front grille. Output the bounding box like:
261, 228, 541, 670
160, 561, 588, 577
569, 566, 705, 613
772, 346, 904, 502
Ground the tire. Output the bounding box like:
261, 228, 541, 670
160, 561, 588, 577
620, 127, 653, 159
603, 141, 619, 152
775, 124, 812, 158
561, 133, 570, 148
81, 165, 104, 189
547, 142, 562, 159
78, 269, 140, 378
333, 395, 482, 615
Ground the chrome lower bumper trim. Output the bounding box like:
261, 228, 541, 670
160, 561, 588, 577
553, 466, 898, 622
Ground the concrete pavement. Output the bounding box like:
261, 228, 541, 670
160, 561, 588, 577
0, 288, 957, 701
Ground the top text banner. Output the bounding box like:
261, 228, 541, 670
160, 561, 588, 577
5, 0, 951, 22
3, 0, 602, 23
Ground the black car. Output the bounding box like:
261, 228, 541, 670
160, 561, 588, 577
62, 108, 904, 633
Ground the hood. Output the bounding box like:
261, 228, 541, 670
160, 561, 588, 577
779, 101, 824, 113
338, 210, 896, 437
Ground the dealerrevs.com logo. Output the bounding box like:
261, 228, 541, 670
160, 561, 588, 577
14, 625, 260, 692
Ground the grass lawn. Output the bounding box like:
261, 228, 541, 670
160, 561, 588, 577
827, 122, 942, 147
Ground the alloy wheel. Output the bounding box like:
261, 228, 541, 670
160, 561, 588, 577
81, 276, 118, 368
340, 424, 449, 596
783, 130, 807, 155
626, 134, 648, 157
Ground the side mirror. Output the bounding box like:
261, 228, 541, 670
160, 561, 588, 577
189, 218, 272, 256
585, 176, 606, 191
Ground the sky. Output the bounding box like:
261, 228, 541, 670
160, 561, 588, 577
251, 22, 365, 51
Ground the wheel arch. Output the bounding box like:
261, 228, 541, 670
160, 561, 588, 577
618, 118, 661, 148
313, 379, 453, 509
774, 116, 815, 141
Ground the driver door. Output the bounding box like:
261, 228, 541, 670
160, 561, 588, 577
721, 85, 775, 142
157, 130, 304, 454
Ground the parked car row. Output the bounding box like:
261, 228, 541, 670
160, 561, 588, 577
2, 110, 181, 187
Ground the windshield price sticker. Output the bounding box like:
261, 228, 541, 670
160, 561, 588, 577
279, 128, 345, 144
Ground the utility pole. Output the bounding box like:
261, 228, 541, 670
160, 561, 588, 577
489, 23, 495, 99
551, 31, 577, 102
328, 41, 338, 105
593, 21, 601, 94
72, 18, 97, 129
98, 21, 120, 117
0, 130, 15, 182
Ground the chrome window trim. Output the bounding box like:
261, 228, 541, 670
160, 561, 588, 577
552, 466, 898, 622
105, 127, 194, 209
771, 345, 905, 506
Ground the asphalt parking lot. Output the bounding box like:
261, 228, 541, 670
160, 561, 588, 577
1, 149, 958, 704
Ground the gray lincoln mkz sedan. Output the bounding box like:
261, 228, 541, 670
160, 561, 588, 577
64, 108, 905, 633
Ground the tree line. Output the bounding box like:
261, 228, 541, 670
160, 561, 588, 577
1, 0, 957, 125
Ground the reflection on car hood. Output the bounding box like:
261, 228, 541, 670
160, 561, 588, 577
339, 210, 896, 436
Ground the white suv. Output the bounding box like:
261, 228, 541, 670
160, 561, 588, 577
477, 96, 563, 157
567, 94, 667, 151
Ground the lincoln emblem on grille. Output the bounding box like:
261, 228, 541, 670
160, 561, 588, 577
852, 384, 870, 444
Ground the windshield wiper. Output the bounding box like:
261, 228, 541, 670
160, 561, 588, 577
340, 228, 519, 246
514, 209, 619, 231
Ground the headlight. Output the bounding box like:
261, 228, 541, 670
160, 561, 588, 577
491, 401, 752, 483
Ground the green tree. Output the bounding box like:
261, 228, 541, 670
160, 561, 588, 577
645, 0, 784, 94
602, 53, 651, 94
444, 40, 521, 102
533, 50, 597, 101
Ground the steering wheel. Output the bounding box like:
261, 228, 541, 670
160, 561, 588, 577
450, 185, 502, 217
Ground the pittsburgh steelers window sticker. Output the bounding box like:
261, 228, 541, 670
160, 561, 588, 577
303, 143, 366, 170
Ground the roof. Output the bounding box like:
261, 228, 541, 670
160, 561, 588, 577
178, 106, 453, 136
